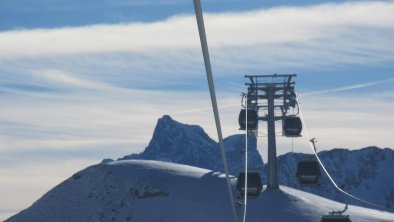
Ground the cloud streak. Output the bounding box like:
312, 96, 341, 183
1, 1, 394, 59
301, 77, 394, 96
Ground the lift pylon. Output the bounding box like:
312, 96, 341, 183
241, 74, 298, 189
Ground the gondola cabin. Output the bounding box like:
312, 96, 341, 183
238, 109, 258, 130
321, 215, 351, 222
282, 116, 302, 137
236, 171, 262, 197
296, 160, 321, 184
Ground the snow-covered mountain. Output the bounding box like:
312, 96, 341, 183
121, 115, 394, 210
6, 160, 394, 222
278, 148, 394, 210
120, 115, 265, 176
7, 115, 394, 221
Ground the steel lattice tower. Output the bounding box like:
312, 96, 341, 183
243, 74, 297, 189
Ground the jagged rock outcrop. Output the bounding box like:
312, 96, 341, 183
119, 115, 264, 175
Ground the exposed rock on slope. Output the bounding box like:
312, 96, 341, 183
120, 115, 264, 175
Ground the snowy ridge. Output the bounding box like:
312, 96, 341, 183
278, 147, 394, 210
122, 115, 394, 210
6, 115, 393, 221
6, 160, 394, 222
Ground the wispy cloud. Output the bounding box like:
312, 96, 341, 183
1, 1, 394, 61
1, 1, 394, 96
1, 0, 393, 155
301, 77, 394, 96
29, 69, 110, 90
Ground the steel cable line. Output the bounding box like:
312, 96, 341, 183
193, 1, 238, 221
296, 95, 392, 212
242, 96, 249, 222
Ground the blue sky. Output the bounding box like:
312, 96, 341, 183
0, 0, 394, 219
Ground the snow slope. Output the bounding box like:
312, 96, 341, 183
278, 147, 394, 209
6, 160, 394, 222
122, 115, 394, 210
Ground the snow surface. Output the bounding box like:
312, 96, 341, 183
121, 115, 394, 210
6, 160, 394, 222
277, 147, 394, 209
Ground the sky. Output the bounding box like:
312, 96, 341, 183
0, 0, 394, 220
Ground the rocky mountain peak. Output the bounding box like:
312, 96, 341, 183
119, 115, 264, 175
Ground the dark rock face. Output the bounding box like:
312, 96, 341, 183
119, 115, 264, 175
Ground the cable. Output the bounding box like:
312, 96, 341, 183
296, 94, 392, 212
193, 1, 238, 221
291, 137, 294, 153
242, 97, 248, 222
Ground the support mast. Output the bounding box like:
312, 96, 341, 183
242, 74, 297, 190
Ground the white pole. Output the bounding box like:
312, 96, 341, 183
193, 1, 238, 221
